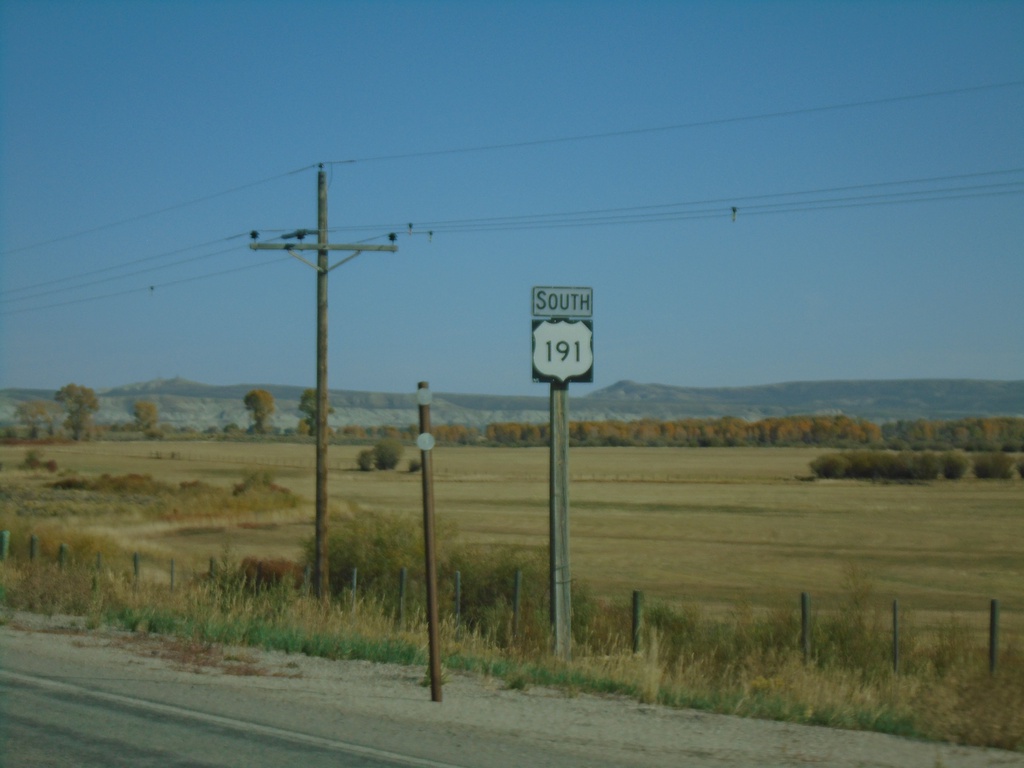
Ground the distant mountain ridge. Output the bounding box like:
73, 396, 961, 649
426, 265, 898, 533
1, 377, 1021, 430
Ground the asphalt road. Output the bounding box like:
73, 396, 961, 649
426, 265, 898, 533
0, 670, 446, 768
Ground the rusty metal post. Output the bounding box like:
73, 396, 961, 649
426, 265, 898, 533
418, 382, 443, 702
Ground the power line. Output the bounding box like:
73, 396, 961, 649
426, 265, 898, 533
324, 81, 1024, 165
6, 180, 1019, 316
6, 163, 1021, 316
0, 167, 316, 258
2, 244, 246, 304
0, 234, 251, 298
5, 81, 1020, 258
0, 255, 285, 316
322, 169, 1024, 234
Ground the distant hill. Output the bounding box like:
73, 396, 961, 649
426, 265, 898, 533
586, 379, 1024, 421
1, 377, 1021, 431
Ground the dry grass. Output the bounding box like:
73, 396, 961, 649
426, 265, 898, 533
2, 442, 1020, 627
2, 440, 1022, 749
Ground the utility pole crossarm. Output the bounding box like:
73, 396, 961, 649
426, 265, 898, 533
249, 243, 398, 252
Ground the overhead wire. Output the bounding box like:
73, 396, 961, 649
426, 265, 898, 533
5, 80, 1021, 258
3, 83, 1021, 314
323, 81, 1024, 165
4, 166, 1021, 316
0, 233, 252, 299
324, 169, 1024, 235
0, 166, 318, 258
0, 253, 285, 316
2, 244, 247, 304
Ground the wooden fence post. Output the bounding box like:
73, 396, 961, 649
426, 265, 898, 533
170, 559, 176, 592
29, 534, 39, 561
454, 570, 462, 639
801, 592, 811, 664
58, 543, 68, 569
513, 569, 523, 640
892, 599, 899, 675
0, 530, 9, 561
351, 568, 358, 613
398, 567, 408, 629
133, 552, 140, 589
990, 598, 1000, 676
632, 590, 644, 654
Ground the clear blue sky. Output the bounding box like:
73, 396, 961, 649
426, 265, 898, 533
2, 0, 1022, 397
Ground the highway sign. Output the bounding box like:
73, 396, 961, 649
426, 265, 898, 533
532, 286, 593, 319
532, 320, 594, 383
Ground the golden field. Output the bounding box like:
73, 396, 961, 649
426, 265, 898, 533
2, 440, 1020, 635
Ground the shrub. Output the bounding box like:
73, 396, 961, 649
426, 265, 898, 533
372, 439, 404, 471
445, 543, 549, 648
356, 449, 375, 472
972, 452, 1014, 480
232, 469, 278, 495
21, 450, 43, 470
908, 451, 940, 481
940, 451, 970, 480
52, 473, 171, 495
316, 510, 425, 603
809, 453, 850, 479
845, 451, 908, 480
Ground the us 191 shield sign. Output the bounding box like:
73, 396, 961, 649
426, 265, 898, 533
532, 319, 594, 383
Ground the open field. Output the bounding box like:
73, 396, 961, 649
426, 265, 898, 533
2, 441, 1021, 634
4, 444, 1019, 638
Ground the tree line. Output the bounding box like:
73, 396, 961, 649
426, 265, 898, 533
478, 415, 1024, 451
7, 383, 1024, 452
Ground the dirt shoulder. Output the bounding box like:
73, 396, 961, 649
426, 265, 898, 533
1, 611, 1020, 768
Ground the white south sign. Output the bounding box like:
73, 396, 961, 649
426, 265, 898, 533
532, 319, 594, 383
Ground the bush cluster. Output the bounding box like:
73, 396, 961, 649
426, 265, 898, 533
356, 438, 405, 471
308, 510, 587, 650
20, 450, 58, 473
971, 452, 1016, 480
810, 450, 1020, 481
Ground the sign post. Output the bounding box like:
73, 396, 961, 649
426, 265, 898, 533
416, 382, 443, 703
532, 286, 593, 660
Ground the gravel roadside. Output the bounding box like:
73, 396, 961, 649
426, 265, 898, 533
1, 611, 1021, 768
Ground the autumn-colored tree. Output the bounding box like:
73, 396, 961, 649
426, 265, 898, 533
133, 400, 160, 434
16, 400, 62, 438
243, 389, 275, 434
55, 383, 100, 440
297, 387, 334, 435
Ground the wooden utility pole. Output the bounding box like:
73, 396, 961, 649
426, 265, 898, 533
314, 169, 329, 600
250, 165, 397, 600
